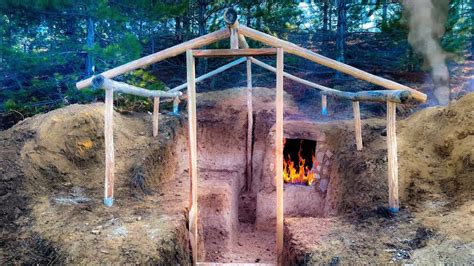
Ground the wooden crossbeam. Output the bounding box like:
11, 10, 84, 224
192, 48, 277, 58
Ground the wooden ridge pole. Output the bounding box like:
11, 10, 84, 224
104, 87, 114, 207
77, 28, 230, 89
387, 101, 399, 213
186, 50, 199, 263
321, 95, 328, 116
275, 48, 284, 265
152, 97, 160, 137
352, 101, 363, 150
246, 57, 253, 191
239, 25, 427, 103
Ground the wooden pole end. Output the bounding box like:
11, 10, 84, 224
224, 8, 238, 26
92, 75, 105, 89
104, 197, 113, 207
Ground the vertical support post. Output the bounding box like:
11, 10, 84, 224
321, 94, 328, 116
173, 96, 180, 115
230, 27, 239, 49
104, 88, 114, 207
352, 101, 363, 150
246, 57, 253, 191
186, 50, 198, 263
386, 101, 399, 213
152, 97, 160, 137
275, 48, 284, 265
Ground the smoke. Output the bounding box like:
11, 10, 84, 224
403, 0, 451, 105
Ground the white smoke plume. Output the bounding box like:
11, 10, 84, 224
403, 0, 451, 105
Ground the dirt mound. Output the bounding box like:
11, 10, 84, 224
0, 103, 191, 264
398, 93, 474, 205
283, 93, 474, 265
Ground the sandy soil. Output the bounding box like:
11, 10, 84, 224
0, 104, 192, 264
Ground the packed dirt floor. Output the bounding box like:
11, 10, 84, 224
0, 88, 472, 264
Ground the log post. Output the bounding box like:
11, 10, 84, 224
321, 94, 328, 116
352, 101, 363, 150
186, 50, 199, 263
173, 96, 180, 115
246, 57, 253, 191
386, 101, 399, 213
230, 28, 239, 49
104, 87, 114, 207
152, 97, 160, 137
275, 48, 284, 265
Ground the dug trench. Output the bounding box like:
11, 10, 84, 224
0, 89, 472, 264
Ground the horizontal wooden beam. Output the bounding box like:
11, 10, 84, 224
192, 48, 277, 58
168, 57, 246, 92
76, 28, 230, 89
92, 76, 182, 98
239, 25, 427, 103
353, 90, 414, 104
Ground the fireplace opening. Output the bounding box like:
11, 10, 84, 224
283, 138, 317, 186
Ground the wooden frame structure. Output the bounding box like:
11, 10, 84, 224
76, 8, 426, 265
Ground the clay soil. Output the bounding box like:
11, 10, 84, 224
0, 88, 473, 264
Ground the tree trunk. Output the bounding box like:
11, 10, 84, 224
323, 0, 329, 31
471, 0, 474, 59
246, 5, 251, 26
382, 0, 388, 29
175, 16, 182, 42
336, 0, 346, 64
86, 17, 95, 77
256, 4, 262, 31
197, 0, 208, 74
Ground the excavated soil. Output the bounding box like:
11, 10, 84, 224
0, 88, 473, 264
283, 93, 473, 265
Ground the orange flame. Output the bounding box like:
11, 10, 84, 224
283, 139, 317, 186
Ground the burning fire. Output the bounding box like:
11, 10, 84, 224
283, 139, 317, 186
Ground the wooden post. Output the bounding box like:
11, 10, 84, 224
386, 101, 399, 213
321, 95, 328, 116
275, 48, 284, 265
246, 57, 253, 191
152, 97, 160, 137
104, 88, 114, 207
352, 101, 363, 150
186, 50, 198, 263
230, 28, 239, 49
173, 96, 180, 115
